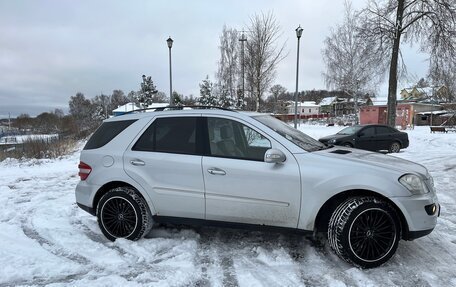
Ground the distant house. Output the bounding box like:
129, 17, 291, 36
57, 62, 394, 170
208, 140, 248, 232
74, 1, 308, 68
112, 102, 168, 116
400, 86, 448, 103
287, 101, 320, 116
319, 97, 337, 114
319, 95, 373, 116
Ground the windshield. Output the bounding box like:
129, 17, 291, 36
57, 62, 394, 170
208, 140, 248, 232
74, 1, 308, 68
253, 115, 327, 152
336, 126, 363, 135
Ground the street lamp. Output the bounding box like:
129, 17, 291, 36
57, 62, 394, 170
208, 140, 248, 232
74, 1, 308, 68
294, 25, 303, 128
167, 37, 173, 105
239, 31, 247, 109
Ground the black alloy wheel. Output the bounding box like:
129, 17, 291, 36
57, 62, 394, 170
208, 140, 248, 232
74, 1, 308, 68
97, 187, 152, 241
348, 208, 396, 263
101, 196, 138, 238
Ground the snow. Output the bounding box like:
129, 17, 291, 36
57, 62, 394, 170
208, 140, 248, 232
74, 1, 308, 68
1, 126, 456, 286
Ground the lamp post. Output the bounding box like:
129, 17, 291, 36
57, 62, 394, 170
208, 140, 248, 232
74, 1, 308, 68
167, 37, 173, 106
294, 25, 303, 128
238, 31, 247, 109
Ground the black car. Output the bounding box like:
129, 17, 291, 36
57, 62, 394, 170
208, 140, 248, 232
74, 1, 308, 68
319, 124, 409, 153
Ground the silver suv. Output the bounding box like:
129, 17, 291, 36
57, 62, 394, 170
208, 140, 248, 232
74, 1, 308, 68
75, 107, 439, 268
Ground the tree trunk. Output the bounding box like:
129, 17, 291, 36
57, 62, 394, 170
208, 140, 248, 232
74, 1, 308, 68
387, 0, 405, 127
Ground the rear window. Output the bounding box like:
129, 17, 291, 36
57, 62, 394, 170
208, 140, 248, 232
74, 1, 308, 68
84, 120, 136, 150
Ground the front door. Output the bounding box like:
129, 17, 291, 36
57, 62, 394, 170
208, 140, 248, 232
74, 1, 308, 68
202, 116, 301, 228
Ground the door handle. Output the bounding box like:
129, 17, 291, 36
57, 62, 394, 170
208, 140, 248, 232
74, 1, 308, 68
130, 159, 145, 166
207, 168, 226, 175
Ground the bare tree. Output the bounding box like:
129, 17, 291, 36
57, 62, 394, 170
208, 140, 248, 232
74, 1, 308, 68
216, 25, 239, 107
269, 84, 287, 114
429, 58, 456, 103
322, 1, 386, 96
245, 12, 287, 112
359, 0, 456, 126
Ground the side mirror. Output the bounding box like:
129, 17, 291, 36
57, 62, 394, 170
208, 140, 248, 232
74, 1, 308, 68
358, 132, 365, 137
264, 148, 286, 163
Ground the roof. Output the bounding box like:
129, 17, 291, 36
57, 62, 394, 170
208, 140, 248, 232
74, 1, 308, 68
112, 102, 138, 113
112, 102, 168, 114
319, 97, 336, 106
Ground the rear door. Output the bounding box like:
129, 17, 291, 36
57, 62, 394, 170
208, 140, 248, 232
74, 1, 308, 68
202, 116, 301, 228
375, 126, 394, 150
123, 115, 205, 219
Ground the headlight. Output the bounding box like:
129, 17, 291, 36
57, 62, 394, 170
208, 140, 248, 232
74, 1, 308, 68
328, 139, 336, 144
399, 174, 430, 195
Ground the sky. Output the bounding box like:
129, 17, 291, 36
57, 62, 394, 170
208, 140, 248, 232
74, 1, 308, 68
0, 0, 430, 118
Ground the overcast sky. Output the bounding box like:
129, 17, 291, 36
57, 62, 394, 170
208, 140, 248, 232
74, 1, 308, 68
0, 0, 429, 118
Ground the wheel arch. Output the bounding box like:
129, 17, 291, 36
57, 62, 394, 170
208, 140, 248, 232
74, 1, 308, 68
313, 189, 409, 239
93, 181, 155, 216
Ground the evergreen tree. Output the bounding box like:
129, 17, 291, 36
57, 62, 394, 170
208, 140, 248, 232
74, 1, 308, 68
172, 91, 183, 106
218, 85, 234, 108
135, 75, 158, 109
199, 76, 217, 106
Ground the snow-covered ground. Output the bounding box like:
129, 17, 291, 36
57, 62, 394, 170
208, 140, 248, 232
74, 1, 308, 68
1, 125, 455, 287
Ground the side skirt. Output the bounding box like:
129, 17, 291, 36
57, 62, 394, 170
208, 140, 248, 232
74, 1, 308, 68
152, 215, 313, 236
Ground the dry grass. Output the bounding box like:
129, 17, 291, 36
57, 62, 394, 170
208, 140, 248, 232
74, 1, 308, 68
0, 137, 78, 161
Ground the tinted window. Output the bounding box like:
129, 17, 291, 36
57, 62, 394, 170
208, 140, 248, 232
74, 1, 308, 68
207, 118, 271, 161
376, 126, 392, 134
361, 127, 375, 136
133, 117, 198, 155
84, 120, 136, 150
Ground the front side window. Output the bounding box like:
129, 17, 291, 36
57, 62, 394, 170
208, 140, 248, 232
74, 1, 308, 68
133, 117, 198, 155
207, 118, 271, 161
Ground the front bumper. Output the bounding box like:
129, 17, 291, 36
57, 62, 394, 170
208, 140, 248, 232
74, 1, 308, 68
390, 192, 439, 240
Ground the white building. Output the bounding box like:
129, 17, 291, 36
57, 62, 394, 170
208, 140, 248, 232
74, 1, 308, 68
112, 102, 168, 116
287, 101, 320, 116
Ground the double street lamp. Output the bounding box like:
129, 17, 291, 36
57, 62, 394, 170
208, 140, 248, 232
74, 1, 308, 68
167, 37, 173, 105
294, 25, 303, 128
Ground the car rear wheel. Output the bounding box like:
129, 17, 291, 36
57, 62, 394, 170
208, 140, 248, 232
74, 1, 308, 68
328, 197, 401, 268
389, 142, 401, 153
97, 187, 152, 241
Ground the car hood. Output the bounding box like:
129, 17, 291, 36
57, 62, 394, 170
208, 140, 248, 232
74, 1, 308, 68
313, 147, 429, 178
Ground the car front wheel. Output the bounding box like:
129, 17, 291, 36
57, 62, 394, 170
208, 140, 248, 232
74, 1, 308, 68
97, 187, 152, 241
328, 197, 401, 268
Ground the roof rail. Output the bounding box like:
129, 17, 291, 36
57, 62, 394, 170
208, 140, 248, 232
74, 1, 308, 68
123, 105, 235, 114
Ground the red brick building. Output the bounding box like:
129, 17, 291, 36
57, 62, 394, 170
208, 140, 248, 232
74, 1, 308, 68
360, 103, 442, 127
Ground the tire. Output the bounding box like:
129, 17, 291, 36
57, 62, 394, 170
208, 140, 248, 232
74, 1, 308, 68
328, 197, 401, 268
342, 142, 353, 148
388, 142, 401, 153
97, 187, 152, 241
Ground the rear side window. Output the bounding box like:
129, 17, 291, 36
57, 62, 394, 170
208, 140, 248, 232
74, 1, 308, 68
133, 117, 198, 155
376, 126, 392, 134
84, 120, 136, 150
